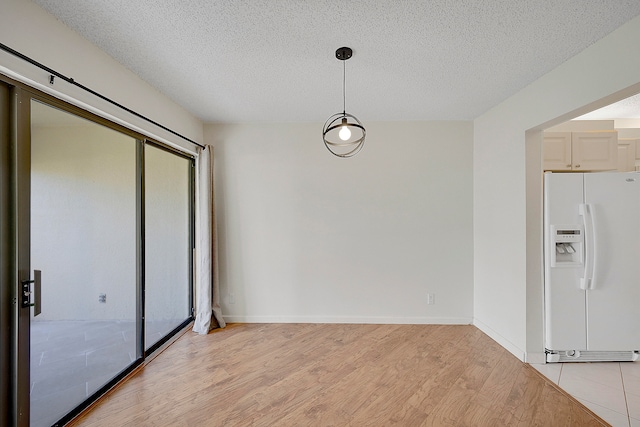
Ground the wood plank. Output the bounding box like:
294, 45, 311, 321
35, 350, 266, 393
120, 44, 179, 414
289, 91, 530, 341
68, 324, 609, 427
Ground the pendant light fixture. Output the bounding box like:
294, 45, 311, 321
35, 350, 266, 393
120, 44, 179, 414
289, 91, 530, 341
322, 47, 366, 158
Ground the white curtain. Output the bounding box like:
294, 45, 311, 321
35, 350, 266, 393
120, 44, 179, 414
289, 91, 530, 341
193, 145, 225, 334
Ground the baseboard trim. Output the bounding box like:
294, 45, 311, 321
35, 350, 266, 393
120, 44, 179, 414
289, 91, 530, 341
473, 318, 526, 362
525, 352, 547, 364
222, 315, 473, 325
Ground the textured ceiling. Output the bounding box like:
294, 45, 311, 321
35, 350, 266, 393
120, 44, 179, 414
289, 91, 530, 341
577, 93, 640, 119
33, 0, 640, 124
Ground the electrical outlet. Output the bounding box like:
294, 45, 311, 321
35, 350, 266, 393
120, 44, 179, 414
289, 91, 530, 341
427, 293, 435, 305
229, 292, 236, 304
98, 294, 107, 303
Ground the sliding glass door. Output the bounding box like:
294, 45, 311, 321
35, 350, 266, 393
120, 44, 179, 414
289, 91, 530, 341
144, 143, 193, 351
29, 100, 141, 426
3, 81, 195, 426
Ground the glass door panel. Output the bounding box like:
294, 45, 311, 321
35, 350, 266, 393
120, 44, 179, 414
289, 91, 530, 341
144, 144, 192, 350
29, 100, 138, 426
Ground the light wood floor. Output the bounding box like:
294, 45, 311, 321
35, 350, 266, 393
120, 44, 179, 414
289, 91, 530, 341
69, 323, 608, 426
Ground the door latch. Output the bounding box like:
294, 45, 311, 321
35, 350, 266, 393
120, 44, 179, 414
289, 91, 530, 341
21, 270, 41, 316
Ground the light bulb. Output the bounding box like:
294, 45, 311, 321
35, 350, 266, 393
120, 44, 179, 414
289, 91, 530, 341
339, 125, 351, 141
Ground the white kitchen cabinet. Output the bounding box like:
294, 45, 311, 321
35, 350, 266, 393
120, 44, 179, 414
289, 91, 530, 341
543, 132, 572, 171
543, 131, 618, 172
617, 138, 637, 172
572, 132, 618, 171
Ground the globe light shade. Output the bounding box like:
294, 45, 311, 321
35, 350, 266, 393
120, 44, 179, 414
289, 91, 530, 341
322, 112, 366, 158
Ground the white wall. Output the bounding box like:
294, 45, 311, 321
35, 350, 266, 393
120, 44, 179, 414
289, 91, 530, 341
0, 0, 203, 151
615, 119, 640, 130
473, 15, 640, 361
615, 119, 640, 140
547, 120, 615, 132
206, 121, 474, 324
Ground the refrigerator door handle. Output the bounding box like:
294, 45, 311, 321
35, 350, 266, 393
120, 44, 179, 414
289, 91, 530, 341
579, 203, 596, 290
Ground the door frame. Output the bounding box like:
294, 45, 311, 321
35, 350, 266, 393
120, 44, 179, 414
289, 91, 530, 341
0, 76, 35, 427
0, 77, 15, 426
14, 84, 31, 427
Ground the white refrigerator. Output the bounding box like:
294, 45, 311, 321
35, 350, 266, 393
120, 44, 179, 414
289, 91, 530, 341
544, 172, 640, 362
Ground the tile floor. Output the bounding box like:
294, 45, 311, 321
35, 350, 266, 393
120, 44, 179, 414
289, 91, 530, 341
532, 361, 640, 427
30, 319, 182, 427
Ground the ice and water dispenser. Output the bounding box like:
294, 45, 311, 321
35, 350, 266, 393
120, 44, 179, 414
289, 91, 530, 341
549, 225, 584, 267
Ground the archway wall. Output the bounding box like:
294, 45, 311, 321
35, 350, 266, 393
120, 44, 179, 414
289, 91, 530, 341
473, 15, 640, 361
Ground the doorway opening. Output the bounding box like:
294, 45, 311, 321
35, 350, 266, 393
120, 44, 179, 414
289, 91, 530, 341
526, 88, 640, 425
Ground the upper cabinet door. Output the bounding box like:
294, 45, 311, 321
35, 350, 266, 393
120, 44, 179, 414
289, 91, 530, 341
543, 132, 572, 171
571, 131, 618, 171
617, 138, 637, 172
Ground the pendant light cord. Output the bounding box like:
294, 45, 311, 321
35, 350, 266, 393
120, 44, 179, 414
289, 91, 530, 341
342, 59, 346, 115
